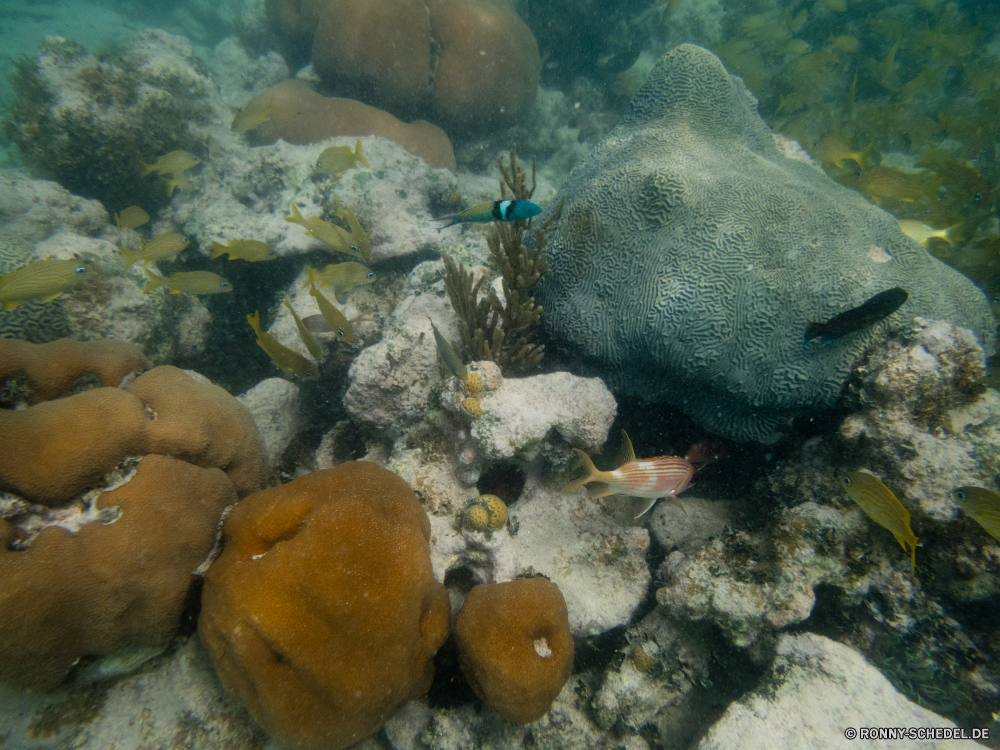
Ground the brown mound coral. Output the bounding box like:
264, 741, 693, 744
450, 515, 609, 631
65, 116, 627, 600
0, 338, 264, 690
271, 0, 540, 134
199, 462, 450, 750
247, 81, 456, 170
454, 577, 574, 723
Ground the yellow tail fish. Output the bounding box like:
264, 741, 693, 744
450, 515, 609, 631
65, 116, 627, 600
247, 310, 319, 379
0, 258, 93, 310
842, 472, 919, 574
308, 283, 353, 342
955, 487, 1000, 542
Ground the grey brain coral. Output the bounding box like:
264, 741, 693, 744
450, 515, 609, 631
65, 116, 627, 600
537, 44, 994, 442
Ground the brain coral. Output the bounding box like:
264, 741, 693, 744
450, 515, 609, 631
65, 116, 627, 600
273, 0, 539, 133
536, 44, 995, 442
455, 577, 574, 723
199, 462, 450, 750
0, 338, 261, 690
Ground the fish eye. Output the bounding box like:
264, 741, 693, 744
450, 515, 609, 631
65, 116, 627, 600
350, 245, 360, 252
956, 490, 966, 500
74, 265, 87, 274
975, 192, 985, 201
220, 281, 231, 288
182, 235, 189, 241
337, 329, 345, 336
843, 476, 852, 486
367, 271, 374, 278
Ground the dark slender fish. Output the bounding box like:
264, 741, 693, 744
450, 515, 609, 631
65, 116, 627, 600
805, 287, 908, 342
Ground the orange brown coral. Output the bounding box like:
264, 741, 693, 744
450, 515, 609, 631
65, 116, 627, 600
199, 462, 450, 750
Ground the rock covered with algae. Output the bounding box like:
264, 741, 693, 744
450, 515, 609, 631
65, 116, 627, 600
537, 43, 994, 442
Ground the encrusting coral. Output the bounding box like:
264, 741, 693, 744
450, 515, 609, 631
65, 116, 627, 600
455, 577, 574, 724
444, 145, 563, 372
0, 338, 262, 690
198, 462, 450, 750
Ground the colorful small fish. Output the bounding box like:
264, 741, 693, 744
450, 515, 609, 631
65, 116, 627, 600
842, 472, 919, 574
140, 150, 200, 177
284, 299, 322, 359
142, 268, 232, 295
333, 202, 371, 261
562, 430, 695, 518
209, 239, 277, 262
232, 95, 275, 133
119, 232, 190, 269
284, 203, 364, 260
435, 199, 543, 229
812, 134, 871, 169
303, 262, 374, 295
247, 310, 319, 379
805, 287, 908, 342
897, 220, 956, 247
114, 206, 149, 230
429, 317, 470, 387
316, 139, 370, 178
0, 258, 93, 310
309, 283, 353, 342
955, 487, 1000, 542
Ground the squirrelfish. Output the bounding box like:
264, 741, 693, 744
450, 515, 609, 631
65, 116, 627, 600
209, 239, 277, 262
316, 139, 370, 178
562, 430, 695, 518
140, 150, 200, 177
435, 199, 542, 229
232, 95, 275, 133
247, 310, 319, 379
309, 283, 353, 342
429, 317, 470, 386
897, 220, 956, 247
119, 232, 190, 269
813, 134, 872, 168
284, 299, 322, 359
284, 203, 364, 260
0, 258, 93, 310
303, 262, 374, 295
805, 287, 908, 342
114, 206, 149, 230
842, 472, 919, 574
955, 486, 1000, 542
142, 268, 232, 295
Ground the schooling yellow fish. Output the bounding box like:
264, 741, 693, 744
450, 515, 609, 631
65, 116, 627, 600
140, 150, 200, 177
333, 199, 371, 261
304, 262, 374, 295
283, 299, 322, 359
955, 487, 1000, 542
284, 203, 363, 260
247, 310, 319, 379
813, 134, 872, 169
841, 472, 919, 574
309, 282, 353, 342
114, 206, 149, 230
316, 139, 370, 178
232, 95, 275, 133
142, 268, 232, 295
897, 220, 956, 247
0, 258, 93, 310
119, 232, 190, 269
562, 430, 696, 518
209, 239, 277, 262
858, 166, 935, 204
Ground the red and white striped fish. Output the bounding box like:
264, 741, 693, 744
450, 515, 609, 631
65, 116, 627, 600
562, 430, 695, 518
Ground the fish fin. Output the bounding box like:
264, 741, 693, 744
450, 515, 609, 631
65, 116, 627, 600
139, 161, 155, 177
39, 293, 61, 303
209, 241, 228, 259
584, 482, 615, 498
285, 203, 304, 225
803, 322, 823, 341
614, 430, 637, 468
2, 300, 21, 310
141, 267, 163, 293
633, 498, 658, 518
670, 496, 688, 514
169, 289, 182, 294
562, 448, 604, 494
334, 284, 347, 296
355, 139, 370, 168
434, 214, 458, 229
246, 310, 261, 335
910, 539, 917, 574
856, 142, 874, 169
119, 246, 140, 270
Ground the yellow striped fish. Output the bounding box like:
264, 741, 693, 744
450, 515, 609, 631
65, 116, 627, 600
0, 258, 93, 310
309, 282, 353, 342
842, 472, 919, 574
119, 232, 189, 269
284, 299, 322, 359
114, 206, 149, 230
247, 310, 319, 379
562, 430, 695, 518
955, 487, 1000, 542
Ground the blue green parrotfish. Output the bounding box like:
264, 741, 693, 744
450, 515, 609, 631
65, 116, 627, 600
435, 199, 542, 229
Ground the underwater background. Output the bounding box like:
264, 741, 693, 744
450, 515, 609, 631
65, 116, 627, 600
2, 0, 1000, 748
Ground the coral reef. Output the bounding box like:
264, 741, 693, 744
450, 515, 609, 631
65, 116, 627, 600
536, 44, 994, 441
444, 146, 562, 372
246, 81, 456, 170
198, 462, 450, 750
272, 0, 540, 134
454, 577, 574, 724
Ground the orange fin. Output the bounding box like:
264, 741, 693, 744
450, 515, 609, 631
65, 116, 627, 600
563, 448, 604, 494
613, 429, 637, 468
